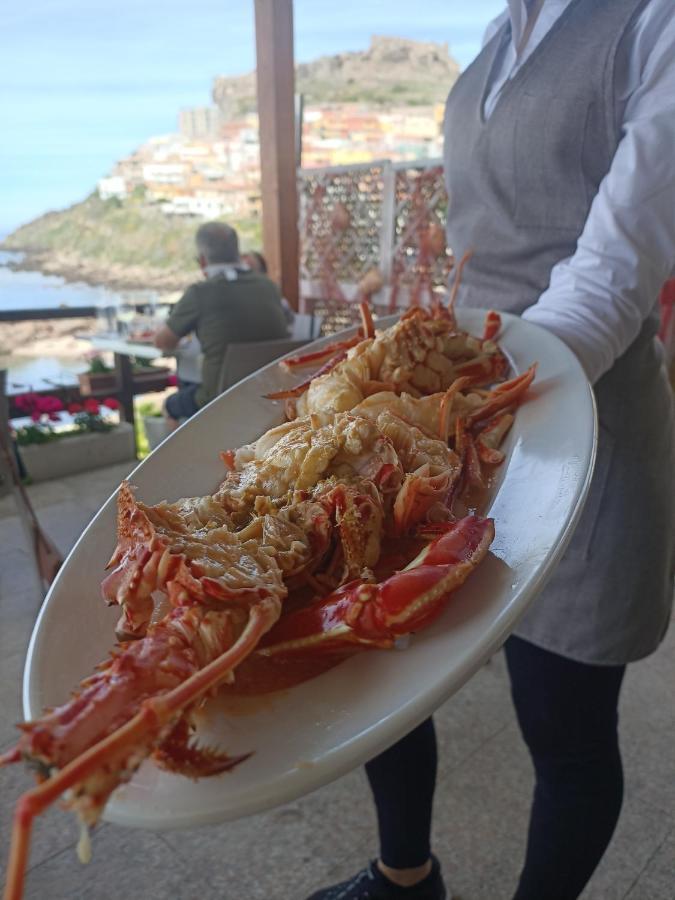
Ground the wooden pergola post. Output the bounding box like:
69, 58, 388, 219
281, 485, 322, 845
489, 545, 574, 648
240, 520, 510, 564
254, 0, 300, 310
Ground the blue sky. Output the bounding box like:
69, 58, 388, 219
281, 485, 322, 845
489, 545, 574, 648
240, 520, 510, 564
0, 1, 504, 235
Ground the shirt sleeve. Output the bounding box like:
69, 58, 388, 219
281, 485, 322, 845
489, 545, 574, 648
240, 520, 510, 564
166, 286, 200, 338
522, 9, 675, 385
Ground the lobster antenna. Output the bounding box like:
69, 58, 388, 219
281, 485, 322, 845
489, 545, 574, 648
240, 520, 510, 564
447, 249, 474, 312
359, 300, 375, 339
2, 604, 276, 900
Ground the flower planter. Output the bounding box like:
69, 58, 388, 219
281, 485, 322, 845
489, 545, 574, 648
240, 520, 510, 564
19, 423, 136, 483
78, 372, 119, 397
143, 416, 171, 451
132, 366, 172, 394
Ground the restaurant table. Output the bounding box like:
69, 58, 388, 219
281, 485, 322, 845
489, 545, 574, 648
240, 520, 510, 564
86, 334, 170, 455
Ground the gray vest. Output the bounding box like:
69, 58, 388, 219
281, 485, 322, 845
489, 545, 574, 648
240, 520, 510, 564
444, 0, 674, 664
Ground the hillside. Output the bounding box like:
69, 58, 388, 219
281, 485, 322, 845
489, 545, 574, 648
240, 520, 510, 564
213, 35, 459, 117
3, 193, 261, 292
4, 36, 456, 290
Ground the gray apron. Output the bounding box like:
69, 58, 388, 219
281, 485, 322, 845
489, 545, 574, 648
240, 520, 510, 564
444, 0, 674, 664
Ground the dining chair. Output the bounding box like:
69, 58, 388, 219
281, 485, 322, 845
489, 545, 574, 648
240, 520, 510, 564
0, 370, 63, 593
217, 339, 310, 394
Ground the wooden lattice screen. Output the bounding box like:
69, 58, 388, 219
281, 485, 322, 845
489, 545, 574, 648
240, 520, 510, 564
297, 158, 453, 333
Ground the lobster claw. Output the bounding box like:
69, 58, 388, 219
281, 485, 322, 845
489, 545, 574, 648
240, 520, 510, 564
258, 515, 495, 659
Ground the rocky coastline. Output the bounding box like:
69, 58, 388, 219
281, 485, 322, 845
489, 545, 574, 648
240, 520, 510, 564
0, 242, 184, 377
4, 245, 190, 294
0, 316, 97, 361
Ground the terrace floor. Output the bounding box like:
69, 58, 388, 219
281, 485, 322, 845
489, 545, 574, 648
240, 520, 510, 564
0, 464, 673, 900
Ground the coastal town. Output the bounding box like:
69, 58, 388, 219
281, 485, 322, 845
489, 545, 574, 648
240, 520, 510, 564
97, 101, 446, 222
95, 36, 454, 222
3, 37, 459, 293
0, 36, 458, 395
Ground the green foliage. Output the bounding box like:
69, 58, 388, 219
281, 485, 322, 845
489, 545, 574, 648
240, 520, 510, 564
3, 193, 262, 280
14, 418, 113, 447
135, 416, 149, 458
134, 399, 162, 458
137, 400, 163, 418
15, 424, 57, 446
296, 78, 440, 107
72, 411, 115, 434
87, 354, 113, 374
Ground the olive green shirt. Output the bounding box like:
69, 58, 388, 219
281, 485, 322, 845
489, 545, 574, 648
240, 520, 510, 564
167, 271, 289, 407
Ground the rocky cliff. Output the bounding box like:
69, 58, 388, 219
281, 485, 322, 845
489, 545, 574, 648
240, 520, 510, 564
213, 35, 460, 117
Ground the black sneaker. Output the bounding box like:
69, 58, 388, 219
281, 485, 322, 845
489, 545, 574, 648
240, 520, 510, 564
304, 855, 447, 899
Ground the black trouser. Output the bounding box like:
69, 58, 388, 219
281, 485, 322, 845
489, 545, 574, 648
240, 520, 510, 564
365, 635, 626, 899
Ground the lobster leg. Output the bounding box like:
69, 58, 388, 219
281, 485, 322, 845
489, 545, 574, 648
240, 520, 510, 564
279, 334, 362, 371
475, 413, 514, 465
482, 310, 501, 341
447, 249, 474, 321
3, 598, 279, 900
466, 365, 536, 427
265, 348, 351, 400
153, 717, 252, 777
438, 377, 472, 441
454, 418, 484, 490
359, 300, 375, 339
454, 350, 509, 385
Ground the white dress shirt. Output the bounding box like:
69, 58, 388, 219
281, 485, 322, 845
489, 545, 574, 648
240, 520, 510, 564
480, 0, 675, 384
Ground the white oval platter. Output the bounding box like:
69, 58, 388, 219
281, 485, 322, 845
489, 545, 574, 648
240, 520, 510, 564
22, 310, 596, 829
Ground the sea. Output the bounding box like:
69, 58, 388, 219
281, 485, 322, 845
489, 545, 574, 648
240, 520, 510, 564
0, 250, 165, 392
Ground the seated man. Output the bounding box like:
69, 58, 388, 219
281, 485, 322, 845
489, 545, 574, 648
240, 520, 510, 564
242, 250, 295, 330
154, 222, 289, 429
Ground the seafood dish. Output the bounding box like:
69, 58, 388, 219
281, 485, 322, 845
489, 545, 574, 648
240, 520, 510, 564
1, 296, 536, 900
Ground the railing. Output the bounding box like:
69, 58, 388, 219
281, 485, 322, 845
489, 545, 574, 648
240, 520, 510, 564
297, 157, 451, 331
1, 307, 170, 425
2, 307, 98, 412
0, 306, 101, 322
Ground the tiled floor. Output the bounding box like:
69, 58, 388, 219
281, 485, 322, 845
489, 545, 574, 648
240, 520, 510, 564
0, 466, 673, 900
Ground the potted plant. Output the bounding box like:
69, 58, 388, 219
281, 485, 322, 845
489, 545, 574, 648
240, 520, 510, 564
78, 353, 118, 396
138, 401, 171, 452
130, 357, 172, 392
13, 393, 135, 482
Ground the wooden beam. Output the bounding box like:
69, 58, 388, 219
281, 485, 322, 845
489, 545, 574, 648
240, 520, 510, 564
254, 0, 300, 310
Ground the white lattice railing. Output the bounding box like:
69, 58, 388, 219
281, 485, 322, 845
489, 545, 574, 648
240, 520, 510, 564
297, 158, 452, 330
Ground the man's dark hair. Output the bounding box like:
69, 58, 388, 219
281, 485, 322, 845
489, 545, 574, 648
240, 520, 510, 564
195, 222, 240, 264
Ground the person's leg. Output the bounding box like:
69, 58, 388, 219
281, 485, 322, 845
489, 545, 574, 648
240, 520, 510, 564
164, 384, 200, 432
366, 717, 437, 877
305, 718, 446, 899
504, 635, 625, 900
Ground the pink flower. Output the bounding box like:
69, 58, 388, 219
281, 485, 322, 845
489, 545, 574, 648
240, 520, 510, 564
15, 392, 40, 412
37, 395, 63, 414
102, 397, 120, 410
84, 398, 100, 415
68, 402, 84, 414
31, 411, 41, 422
